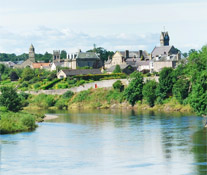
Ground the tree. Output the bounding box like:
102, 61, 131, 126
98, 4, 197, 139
0, 86, 23, 112
172, 77, 190, 104
113, 80, 124, 92
87, 46, 114, 62
142, 80, 158, 107
156, 67, 174, 100
189, 71, 207, 116
0, 64, 6, 74
10, 71, 19, 81
21, 68, 35, 81
124, 72, 143, 106
113, 65, 122, 73
60, 50, 67, 59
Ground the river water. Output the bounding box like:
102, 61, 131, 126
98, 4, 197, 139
0, 109, 207, 175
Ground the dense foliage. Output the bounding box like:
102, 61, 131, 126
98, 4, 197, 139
124, 72, 143, 106
0, 86, 23, 112
142, 80, 158, 107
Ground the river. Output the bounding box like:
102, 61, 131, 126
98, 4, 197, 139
0, 109, 207, 175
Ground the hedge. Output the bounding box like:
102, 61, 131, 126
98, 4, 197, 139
73, 73, 127, 81
42, 79, 61, 90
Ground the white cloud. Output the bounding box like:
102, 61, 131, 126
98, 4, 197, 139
0, 1, 206, 53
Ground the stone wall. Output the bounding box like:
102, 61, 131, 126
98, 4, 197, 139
24, 77, 159, 95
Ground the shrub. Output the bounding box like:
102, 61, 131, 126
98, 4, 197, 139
33, 94, 56, 109
21, 115, 36, 130
21, 82, 29, 88
73, 90, 91, 102
10, 71, 19, 81
34, 83, 41, 89
76, 80, 85, 86
55, 98, 68, 109
62, 90, 74, 99
106, 90, 124, 104
113, 65, 122, 73
21, 68, 35, 81
0, 112, 37, 134
0, 106, 8, 112
113, 80, 124, 92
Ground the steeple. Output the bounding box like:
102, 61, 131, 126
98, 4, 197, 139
160, 31, 170, 46
29, 44, 35, 62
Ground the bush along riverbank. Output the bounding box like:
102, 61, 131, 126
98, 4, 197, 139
25, 87, 192, 113
0, 87, 44, 135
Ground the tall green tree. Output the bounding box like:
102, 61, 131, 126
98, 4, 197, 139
189, 71, 207, 116
0, 86, 23, 112
156, 67, 174, 100
173, 77, 190, 104
124, 72, 143, 106
142, 80, 158, 107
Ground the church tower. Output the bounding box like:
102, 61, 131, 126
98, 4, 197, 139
160, 32, 170, 46
29, 44, 35, 62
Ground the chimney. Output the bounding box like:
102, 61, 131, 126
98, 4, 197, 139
125, 50, 129, 58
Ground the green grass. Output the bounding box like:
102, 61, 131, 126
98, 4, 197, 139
0, 112, 37, 134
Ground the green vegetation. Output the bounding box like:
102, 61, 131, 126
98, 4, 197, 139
142, 80, 158, 107
113, 80, 124, 92
124, 72, 143, 106
0, 112, 37, 134
0, 86, 37, 134
113, 65, 122, 73
0, 86, 23, 112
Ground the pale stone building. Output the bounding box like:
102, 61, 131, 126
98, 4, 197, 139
150, 31, 181, 72
105, 50, 150, 72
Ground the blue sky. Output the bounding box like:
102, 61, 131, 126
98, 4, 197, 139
0, 0, 206, 54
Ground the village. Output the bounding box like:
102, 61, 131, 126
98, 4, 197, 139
0, 30, 182, 79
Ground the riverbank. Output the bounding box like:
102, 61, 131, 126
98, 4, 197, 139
25, 88, 193, 114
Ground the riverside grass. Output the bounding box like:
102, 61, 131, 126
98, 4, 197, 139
0, 111, 38, 134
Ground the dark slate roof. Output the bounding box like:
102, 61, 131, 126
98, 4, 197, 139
62, 69, 102, 76
106, 64, 130, 72
119, 50, 149, 60
76, 52, 100, 59
151, 46, 173, 57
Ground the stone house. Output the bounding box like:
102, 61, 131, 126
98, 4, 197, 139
150, 60, 177, 72
150, 31, 181, 72
57, 69, 102, 79
105, 50, 149, 70
67, 50, 102, 69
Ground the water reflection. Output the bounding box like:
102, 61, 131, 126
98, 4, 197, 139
192, 128, 207, 175
0, 109, 205, 175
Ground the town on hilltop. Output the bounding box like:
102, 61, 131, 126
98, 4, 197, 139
0, 30, 181, 79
